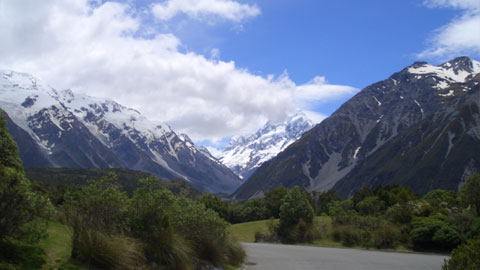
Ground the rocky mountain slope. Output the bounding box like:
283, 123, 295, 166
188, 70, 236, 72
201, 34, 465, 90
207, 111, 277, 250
0, 70, 242, 194
232, 56, 480, 199
219, 111, 313, 180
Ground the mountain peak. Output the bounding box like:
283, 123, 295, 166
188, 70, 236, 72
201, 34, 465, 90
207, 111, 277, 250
407, 57, 480, 84
440, 56, 479, 74
1, 70, 54, 94
219, 111, 313, 180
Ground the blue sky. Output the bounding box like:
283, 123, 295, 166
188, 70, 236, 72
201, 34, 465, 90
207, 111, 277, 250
1, 0, 479, 147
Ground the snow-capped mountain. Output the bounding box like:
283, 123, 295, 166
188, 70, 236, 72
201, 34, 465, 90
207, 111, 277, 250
220, 111, 313, 180
0, 70, 242, 194
233, 56, 480, 199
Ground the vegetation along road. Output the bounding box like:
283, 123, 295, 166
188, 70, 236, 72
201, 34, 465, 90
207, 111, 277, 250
242, 243, 448, 270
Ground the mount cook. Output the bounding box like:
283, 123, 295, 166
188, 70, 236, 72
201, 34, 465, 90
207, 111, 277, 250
219, 112, 313, 180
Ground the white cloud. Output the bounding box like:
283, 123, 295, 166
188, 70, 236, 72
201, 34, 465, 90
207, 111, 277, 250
294, 76, 358, 108
0, 0, 355, 143
151, 0, 260, 22
420, 0, 480, 59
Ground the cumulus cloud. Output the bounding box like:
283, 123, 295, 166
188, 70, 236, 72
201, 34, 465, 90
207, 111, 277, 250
151, 0, 260, 22
0, 0, 356, 143
420, 0, 480, 59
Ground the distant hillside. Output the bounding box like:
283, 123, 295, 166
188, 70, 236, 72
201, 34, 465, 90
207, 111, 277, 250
25, 167, 201, 199
233, 56, 480, 199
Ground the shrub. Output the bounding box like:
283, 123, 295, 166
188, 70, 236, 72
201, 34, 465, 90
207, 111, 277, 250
0, 112, 54, 244
313, 189, 340, 216
0, 111, 54, 269
238, 199, 270, 222
171, 198, 232, 265
423, 189, 457, 209
373, 223, 401, 249
0, 239, 46, 270
223, 236, 246, 267
328, 200, 355, 222
128, 178, 192, 269
265, 186, 289, 218
333, 226, 368, 247
386, 203, 413, 224
199, 193, 229, 220
443, 236, 480, 270
410, 214, 460, 250
459, 173, 480, 216
278, 187, 314, 242
72, 227, 145, 270
356, 196, 384, 216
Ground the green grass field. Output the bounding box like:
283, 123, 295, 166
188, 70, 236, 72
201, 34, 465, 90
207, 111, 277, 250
228, 216, 412, 251
229, 216, 416, 253
38, 221, 88, 270
39, 222, 72, 269
229, 216, 338, 244
229, 219, 275, 242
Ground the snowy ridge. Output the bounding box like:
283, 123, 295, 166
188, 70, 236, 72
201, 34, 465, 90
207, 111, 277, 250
0, 70, 243, 194
220, 111, 314, 180
408, 57, 480, 90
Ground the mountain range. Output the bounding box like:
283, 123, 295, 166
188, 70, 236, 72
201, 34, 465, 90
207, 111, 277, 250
0, 70, 242, 194
233, 56, 480, 199
219, 111, 313, 180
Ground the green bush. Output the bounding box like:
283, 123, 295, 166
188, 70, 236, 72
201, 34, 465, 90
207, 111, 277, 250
423, 189, 457, 209
373, 223, 401, 249
128, 178, 192, 269
313, 189, 340, 216
237, 198, 270, 222
223, 236, 247, 267
443, 236, 480, 270
72, 227, 145, 270
328, 200, 355, 221
265, 186, 289, 218
333, 226, 368, 247
0, 112, 54, 269
459, 173, 480, 216
171, 197, 235, 265
0, 112, 54, 244
410, 214, 460, 250
386, 203, 413, 224
356, 196, 384, 216
0, 239, 46, 270
278, 187, 314, 242
199, 193, 229, 220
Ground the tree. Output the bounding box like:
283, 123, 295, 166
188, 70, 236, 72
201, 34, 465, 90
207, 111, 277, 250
198, 193, 228, 220
313, 189, 339, 216
356, 196, 384, 216
264, 186, 288, 218
459, 173, 480, 216
352, 186, 374, 208
238, 199, 269, 222
278, 187, 314, 242
423, 189, 457, 209
0, 111, 53, 269
129, 177, 191, 270
0, 112, 53, 243
443, 236, 480, 270
410, 214, 460, 250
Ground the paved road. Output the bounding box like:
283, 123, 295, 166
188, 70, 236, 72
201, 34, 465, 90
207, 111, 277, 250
242, 243, 448, 270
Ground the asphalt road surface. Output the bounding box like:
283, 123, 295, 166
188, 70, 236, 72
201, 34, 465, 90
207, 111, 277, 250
242, 243, 449, 270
